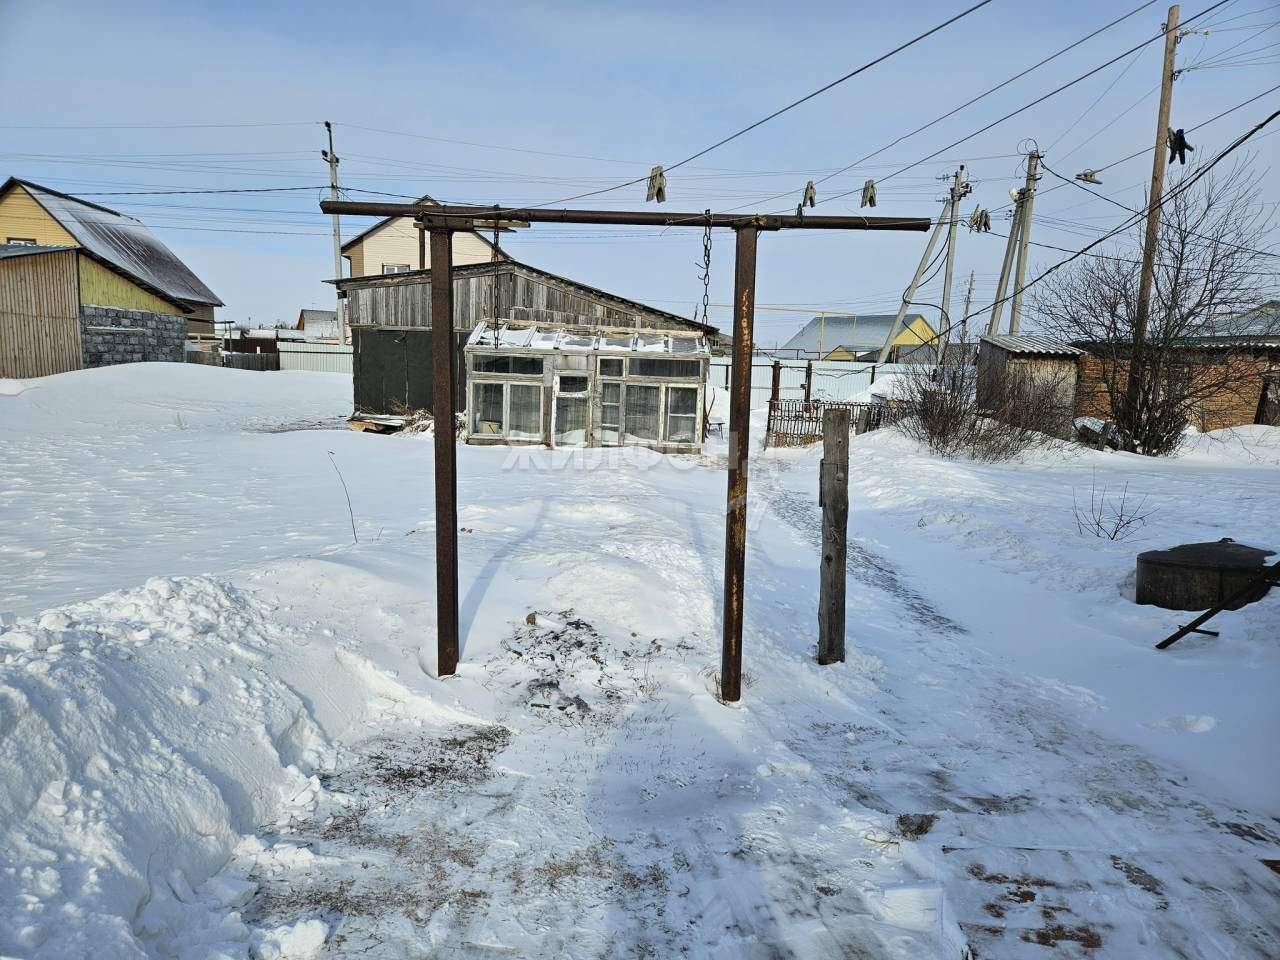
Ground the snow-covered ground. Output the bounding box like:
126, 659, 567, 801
1, 364, 1277, 959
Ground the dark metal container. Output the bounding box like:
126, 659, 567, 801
1136, 539, 1275, 611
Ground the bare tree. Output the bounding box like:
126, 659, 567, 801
890, 330, 1074, 462
1035, 163, 1278, 456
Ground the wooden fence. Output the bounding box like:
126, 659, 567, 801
764, 398, 892, 448
185, 350, 280, 372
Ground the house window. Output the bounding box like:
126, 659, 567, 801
382, 264, 411, 274
555, 376, 589, 446
665, 386, 698, 443
625, 384, 661, 442
600, 382, 622, 445
6, 238, 38, 246
508, 383, 542, 439
630, 357, 700, 379
472, 382, 505, 435
471, 381, 543, 440
599, 357, 623, 378
473, 354, 543, 375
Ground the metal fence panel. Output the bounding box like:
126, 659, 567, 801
708, 357, 916, 405
278, 342, 353, 374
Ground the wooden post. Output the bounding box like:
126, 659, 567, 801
818, 407, 850, 665
430, 227, 459, 678
804, 359, 813, 402
721, 224, 758, 704
1126, 4, 1182, 444
771, 359, 781, 403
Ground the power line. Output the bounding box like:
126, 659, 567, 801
738, 0, 1162, 214
0, 120, 320, 130
965, 106, 1280, 324
1038, 158, 1280, 257
816, 0, 1234, 208
989, 80, 1280, 214
519, 0, 996, 211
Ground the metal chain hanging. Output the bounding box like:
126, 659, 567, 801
693, 209, 712, 326
490, 207, 501, 320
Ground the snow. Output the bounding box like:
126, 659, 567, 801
1, 363, 1277, 958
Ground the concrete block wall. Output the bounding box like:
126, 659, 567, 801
79, 306, 187, 368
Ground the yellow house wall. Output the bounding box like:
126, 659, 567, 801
77, 255, 181, 314
343, 218, 498, 277
0, 185, 77, 246
897, 316, 938, 346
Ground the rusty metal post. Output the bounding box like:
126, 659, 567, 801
430, 227, 459, 678
721, 224, 758, 704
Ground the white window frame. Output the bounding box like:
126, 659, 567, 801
382, 263, 411, 275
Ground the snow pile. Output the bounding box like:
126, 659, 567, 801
0, 558, 470, 959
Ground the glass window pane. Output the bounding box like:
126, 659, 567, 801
667, 386, 697, 416
600, 382, 621, 445
472, 382, 504, 435
473, 355, 543, 375
665, 387, 698, 443
555, 394, 588, 446
630, 358, 700, 379
624, 385, 660, 442
508, 383, 542, 440
559, 375, 589, 394
599, 358, 623, 377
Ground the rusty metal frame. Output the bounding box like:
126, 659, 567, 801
323, 200, 929, 702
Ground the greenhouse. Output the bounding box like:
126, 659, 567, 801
463, 320, 711, 453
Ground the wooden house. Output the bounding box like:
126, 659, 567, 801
1, 243, 191, 379
340, 194, 505, 278
332, 258, 719, 429
0, 178, 223, 332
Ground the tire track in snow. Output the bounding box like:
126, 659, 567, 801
754, 454, 1280, 959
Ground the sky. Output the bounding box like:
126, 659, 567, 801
2, 0, 1276, 343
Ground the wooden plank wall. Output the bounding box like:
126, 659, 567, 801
0, 250, 83, 378
346, 264, 696, 333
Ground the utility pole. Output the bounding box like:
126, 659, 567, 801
322, 121, 348, 345
961, 270, 974, 343
1127, 4, 1181, 445
877, 193, 953, 363
987, 198, 1022, 335
1009, 151, 1040, 333
939, 166, 969, 361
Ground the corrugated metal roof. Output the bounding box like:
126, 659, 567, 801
466, 319, 710, 356
0, 243, 68, 261
781, 314, 933, 353
5, 179, 222, 307
981, 334, 1084, 356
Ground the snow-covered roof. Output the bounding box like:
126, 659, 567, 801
782, 314, 933, 352
465, 319, 710, 356
981, 334, 1084, 356
2, 178, 223, 307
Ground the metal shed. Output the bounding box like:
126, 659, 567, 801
464, 320, 711, 453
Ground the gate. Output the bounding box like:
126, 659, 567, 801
764, 398, 891, 447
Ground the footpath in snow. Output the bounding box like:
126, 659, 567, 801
1, 364, 1277, 959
